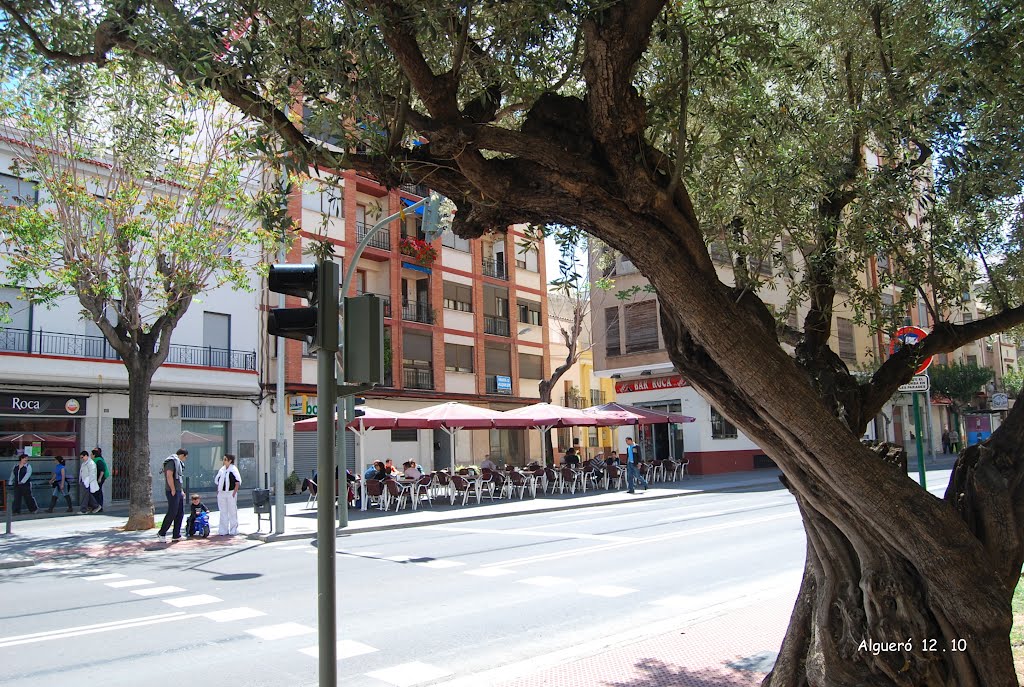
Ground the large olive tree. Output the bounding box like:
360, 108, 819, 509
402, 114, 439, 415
4, 1, 1023, 683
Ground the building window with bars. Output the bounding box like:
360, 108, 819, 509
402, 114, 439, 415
517, 300, 542, 326
837, 317, 857, 364
624, 301, 659, 353
711, 407, 738, 439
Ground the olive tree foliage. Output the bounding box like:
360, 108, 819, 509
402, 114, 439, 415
4, 0, 1024, 683
0, 60, 275, 529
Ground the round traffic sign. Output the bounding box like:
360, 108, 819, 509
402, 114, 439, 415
888, 325, 933, 374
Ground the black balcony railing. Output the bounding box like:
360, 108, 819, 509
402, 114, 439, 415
590, 389, 607, 405
484, 315, 510, 337
0, 328, 257, 371
481, 257, 508, 280
403, 366, 434, 390
355, 221, 391, 251
486, 375, 513, 395
401, 301, 434, 324
399, 183, 430, 197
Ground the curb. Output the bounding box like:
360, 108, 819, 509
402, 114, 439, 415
246, 478, 782, 543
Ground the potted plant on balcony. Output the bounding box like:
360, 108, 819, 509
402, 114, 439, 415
399, 237, 438, 267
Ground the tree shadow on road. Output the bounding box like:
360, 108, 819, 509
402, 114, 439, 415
602, 657, 768, 687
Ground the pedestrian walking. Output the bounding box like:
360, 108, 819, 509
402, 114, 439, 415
91, 448, 108, 513
47, 456, 73, 513
624, 437, 647, 494
949, 428, 961, 454
78, 450, 100, 514
9, 453, 39, 515
214, 454, 241, 535
157, 448, 188, 543
941, 428, 950, 454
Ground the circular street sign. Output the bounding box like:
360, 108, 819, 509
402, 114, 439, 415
888, 325, 934, 374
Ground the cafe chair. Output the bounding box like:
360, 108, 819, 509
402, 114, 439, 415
303, 478, 318, 509
543, 467, 561, 494
450, 474, 480, 506
507, 470, 530, 499
605, 465, 623, 490
560, 466, 583, 494
432, 471, 451, 500
383, 478, 409, 511
364, 479, 387, 510
411, 474, 433, 510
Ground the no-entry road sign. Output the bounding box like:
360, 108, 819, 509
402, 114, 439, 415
889, 325, 934, 375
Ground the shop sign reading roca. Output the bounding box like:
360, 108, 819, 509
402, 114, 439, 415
0, 393, 87, 416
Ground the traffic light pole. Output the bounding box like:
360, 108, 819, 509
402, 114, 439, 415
315, 258, 340, 687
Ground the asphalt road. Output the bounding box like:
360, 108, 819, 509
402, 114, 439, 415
2, 483, 811, 687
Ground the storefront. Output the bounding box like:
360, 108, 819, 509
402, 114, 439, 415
0, 392, 88, 507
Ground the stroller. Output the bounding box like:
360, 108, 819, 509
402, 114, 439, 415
188, 510, 211, 538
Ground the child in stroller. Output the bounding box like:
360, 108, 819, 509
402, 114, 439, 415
187, 493, 211, 538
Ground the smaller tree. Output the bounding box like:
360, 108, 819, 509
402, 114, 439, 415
0, 60, 274, 529
929, 362, 995, 445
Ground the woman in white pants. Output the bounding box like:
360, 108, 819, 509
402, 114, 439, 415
214, 454, 241, 535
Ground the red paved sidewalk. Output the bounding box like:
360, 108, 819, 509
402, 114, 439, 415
493, 594, 793, 687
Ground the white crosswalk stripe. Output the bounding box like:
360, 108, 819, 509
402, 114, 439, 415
163, 594, 222, 608
365, 661, 453, 687
517, 575, 569, 587
245, 622, 316, 640
131, 586, 186, 597
203, 607, 267, 623
298, 639, 378, 659
105, 579, 154, 588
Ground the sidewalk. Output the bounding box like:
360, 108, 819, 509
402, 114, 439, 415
0, 469, 786, 564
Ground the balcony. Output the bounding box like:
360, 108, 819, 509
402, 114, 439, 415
486, 374, 513, 395
484, 316, 510, 337
0, 328, 257, 371
399, 182, 430, 197
403, 366, 434, 390
590, 389, 607, 405
562, 394, 584, 409
481, 257, 508, 280
355, 221, 391, 251
401, 301, 434, 324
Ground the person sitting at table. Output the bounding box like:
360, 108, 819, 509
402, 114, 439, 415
402, 461, 422, 479
479, 454, 497, 471
384, 458, 397, 476
563, 447, 580, 467
364, 460, 388, 482
605, 452, 621, 467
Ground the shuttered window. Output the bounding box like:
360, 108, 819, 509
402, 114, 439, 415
837, 317, 856, 364
445, 343, 474, 372
518, 353, 543, 379
605, 307, 621, 357
624, 301, 659, 353
443, 281, 473, 312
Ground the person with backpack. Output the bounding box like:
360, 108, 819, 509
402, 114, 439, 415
214, 454, 241, 536
157, 448, 188, 543
624, 437, 647, 494
9, 453, 38, 515
47, 456, 73, 513
91, 448, 109, 513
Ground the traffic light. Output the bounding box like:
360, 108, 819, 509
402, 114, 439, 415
353, 396, 366, 419
267, 261, 339, 352
343, 294, 384, 384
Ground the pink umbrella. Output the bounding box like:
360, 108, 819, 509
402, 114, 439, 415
293, 406, 403, 431
502, 402, 615, 428
395, 401, 521, 429
584, 402, 695, 424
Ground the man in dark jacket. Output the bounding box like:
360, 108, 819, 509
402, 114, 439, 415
9, 453, 38, 514
91, 447, 109, 513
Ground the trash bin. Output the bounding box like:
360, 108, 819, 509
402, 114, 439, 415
252, 488, 271, 532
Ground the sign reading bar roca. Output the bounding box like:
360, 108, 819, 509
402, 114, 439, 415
0, 393, 87, 416
615, 375, 688, 394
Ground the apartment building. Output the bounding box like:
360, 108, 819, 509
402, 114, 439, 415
0, 142, 262, 507
269, 170, 551, 475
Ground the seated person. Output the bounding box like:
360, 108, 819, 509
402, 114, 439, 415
402, 461, 422, 479
364, 460, 388, 481
563, 448, 581, 467
605, 452, 621, 467
479, 455, 498, 471
186, 494, 209, 537
384, 459, 397, 476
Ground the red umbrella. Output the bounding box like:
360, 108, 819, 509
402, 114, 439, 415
584, 402, 696, 424
501, 402, 619, 428
395, 401, 521, 429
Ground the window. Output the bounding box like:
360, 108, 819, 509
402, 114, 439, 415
880, 293, 894, 319
442, 230, 471, 252
517, 300, 541, 325
917, 300, 928, 327
518, 353, 543, 379
711, 407, 737, 439
837, 317, 856, 364
877, 252, 890, 273
301, 180, 344, 218
618, 255, 637, 274
624, 301, 659, 352
0, 286, 31, 353
967, 355, 978, 367
605, 307, 621, 356
520, 246, 539, 272
203, 312, 231, 367
443, 281, 473, 312
0, 174, 37, 207
391, 428, 418, 442
445, 343, 474, 373
963, 311, 974, 323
